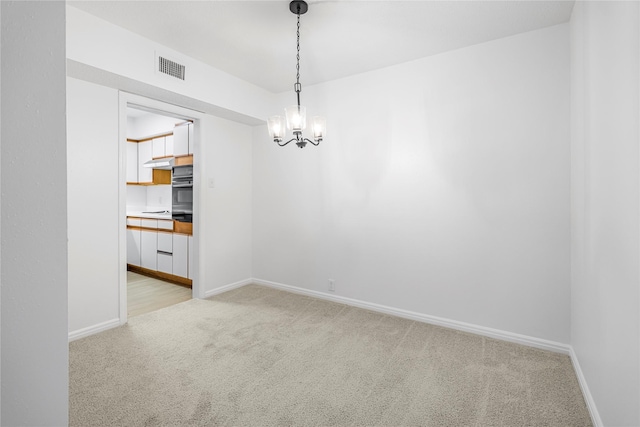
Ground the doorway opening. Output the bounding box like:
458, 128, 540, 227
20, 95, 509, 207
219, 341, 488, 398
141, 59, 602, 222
125, 105, 196, 317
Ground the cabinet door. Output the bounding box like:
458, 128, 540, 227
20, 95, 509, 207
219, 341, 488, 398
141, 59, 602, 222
157, 252, 172, 274
138, 140, 153, 183
157, 231, 172, 253
152, 136, 165, 158
188, 123, 194, 155
165, 135, 174, 157
126, 227, 141, 266
173, 123, 189, 157
126, 142, 138, 183
173, 233, 188, 278
140, 230, 157, 270
188, 235, 194, 279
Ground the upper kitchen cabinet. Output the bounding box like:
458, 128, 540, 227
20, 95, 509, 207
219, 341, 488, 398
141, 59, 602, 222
127, 131, 173, 186
174, 122, 193, 158
137, 140, 153, 184
152, 135, 174, 159
126, 141, 138, 184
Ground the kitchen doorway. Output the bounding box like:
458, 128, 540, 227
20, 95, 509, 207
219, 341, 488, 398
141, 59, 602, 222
122, 102, 199, 319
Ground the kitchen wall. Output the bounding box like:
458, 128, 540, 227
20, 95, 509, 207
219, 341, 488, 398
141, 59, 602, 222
253, 24, 571, 344
1, 2, 69, 424
570, 1, 640, 425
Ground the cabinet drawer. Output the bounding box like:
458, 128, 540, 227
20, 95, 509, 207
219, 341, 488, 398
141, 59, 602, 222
127, 217, 142, 227
141, 219, 158, 229
157, 220, 174, 231
157, 231, 173, 253
157, 252, 172, 274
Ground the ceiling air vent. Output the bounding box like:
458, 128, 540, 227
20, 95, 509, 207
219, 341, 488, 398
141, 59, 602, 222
158, 56, 185, 81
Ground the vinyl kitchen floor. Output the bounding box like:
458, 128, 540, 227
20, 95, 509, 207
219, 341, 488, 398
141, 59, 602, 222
127, 271, 192, 318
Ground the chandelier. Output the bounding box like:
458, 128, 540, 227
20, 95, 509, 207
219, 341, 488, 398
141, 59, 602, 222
267, 0, 326, 148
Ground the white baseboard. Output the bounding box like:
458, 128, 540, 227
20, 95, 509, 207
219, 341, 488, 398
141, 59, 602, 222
68, 318, 120, 342
569, 347, 603, 427
252, 278, 571, 355
203, 278, 253, 299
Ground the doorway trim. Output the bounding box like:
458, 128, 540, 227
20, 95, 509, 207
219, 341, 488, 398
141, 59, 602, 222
118, 92, 205, 325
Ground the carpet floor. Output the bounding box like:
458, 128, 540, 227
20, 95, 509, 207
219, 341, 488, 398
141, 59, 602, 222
69, 285, 592, 426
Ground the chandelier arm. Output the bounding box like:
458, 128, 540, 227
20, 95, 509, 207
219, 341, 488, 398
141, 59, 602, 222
277, 137, 298, 147
303, 138, 320, 146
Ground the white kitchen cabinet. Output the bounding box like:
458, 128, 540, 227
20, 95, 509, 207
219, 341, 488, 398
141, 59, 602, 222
157, 231, 172, 253
173, 233, 188, 279
152, 135, 174, 158
126, 227, 141, 266
165, 135, 174, 157
126, 217, 142, 227
126, 142, 138, 183
140, 230, 157, 270
152, 136, 165, 159
157, 252, 172, 274
157, 220, 173, 231
157, 231, 173, 274
188, 235, 194, 279
141, 219, 157, 229
173, 122, 192, 157
137, 140, 153, 183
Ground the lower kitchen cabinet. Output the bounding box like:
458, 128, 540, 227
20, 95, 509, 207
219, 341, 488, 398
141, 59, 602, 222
126, 228, 141, 266
141, 230, 157, 270
126, 217, 192, 285
157, 252, 173, 274
157, 231, 173, 274
173, 233, 188, 278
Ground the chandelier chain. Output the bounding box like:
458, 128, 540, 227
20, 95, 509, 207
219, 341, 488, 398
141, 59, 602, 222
296, 13, 301, 88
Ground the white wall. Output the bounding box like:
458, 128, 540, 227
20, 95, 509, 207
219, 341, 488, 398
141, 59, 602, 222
145, 186, 172, 211
199, 116, 253, 295
570, 1, 640, 425
127, 111, 178, 140
1, 2, 68, 425
253, 24, 571, 344
66, 5, 272, 124
126, 185, 147, 210
67, 77, 120, 336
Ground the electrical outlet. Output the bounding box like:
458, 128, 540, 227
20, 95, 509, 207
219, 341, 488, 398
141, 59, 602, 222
328, 279, 335, 292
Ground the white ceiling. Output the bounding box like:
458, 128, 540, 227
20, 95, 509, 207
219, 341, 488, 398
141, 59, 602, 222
68, 0, 575, 93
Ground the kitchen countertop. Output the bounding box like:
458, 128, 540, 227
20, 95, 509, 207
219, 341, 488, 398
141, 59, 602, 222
127, 210, 173, 220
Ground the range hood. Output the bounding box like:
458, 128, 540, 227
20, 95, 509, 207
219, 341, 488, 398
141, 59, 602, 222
142, 158, 174, 170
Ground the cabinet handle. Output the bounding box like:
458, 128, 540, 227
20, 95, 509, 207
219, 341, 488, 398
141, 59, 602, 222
157, 250, 173, 256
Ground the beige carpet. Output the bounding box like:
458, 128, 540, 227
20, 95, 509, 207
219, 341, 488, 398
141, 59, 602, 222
70, 285, 592, 426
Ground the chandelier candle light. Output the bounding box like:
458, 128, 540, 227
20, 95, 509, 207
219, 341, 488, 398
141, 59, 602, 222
268, 0, 326, 148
